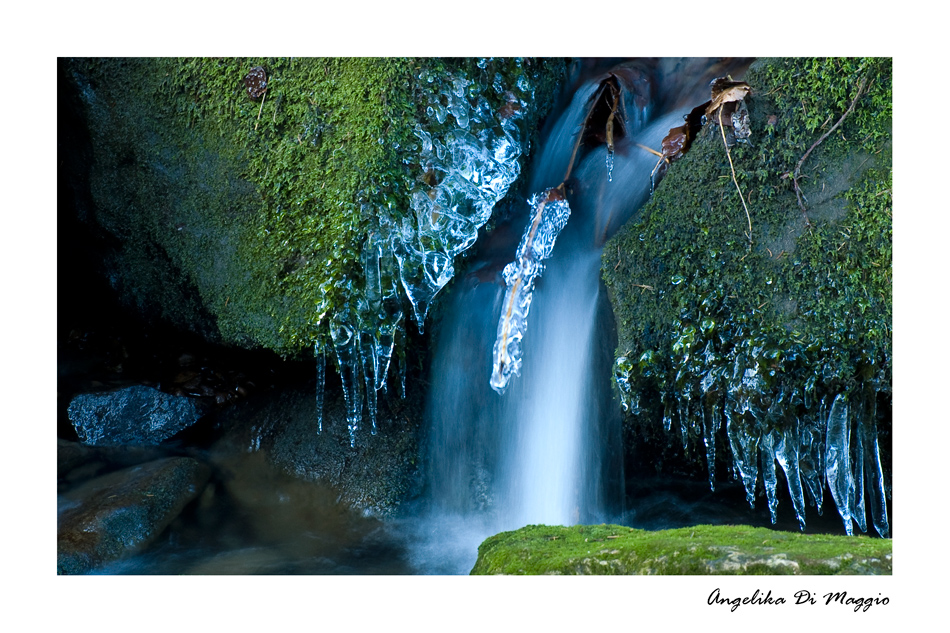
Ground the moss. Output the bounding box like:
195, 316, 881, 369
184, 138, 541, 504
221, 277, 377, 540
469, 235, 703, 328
66, 57, 567, 356
471, 523, 892, 574
602, 58, 891, 464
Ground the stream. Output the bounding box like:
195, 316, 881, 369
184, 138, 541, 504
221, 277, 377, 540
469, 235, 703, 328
58, 58, 879, 575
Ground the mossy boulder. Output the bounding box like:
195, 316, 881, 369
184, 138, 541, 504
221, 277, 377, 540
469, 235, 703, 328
602, 58, 892, 518
60, 57, 567, 357
471, 523, 892, 574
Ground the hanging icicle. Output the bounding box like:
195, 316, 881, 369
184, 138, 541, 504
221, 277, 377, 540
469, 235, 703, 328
490, 187, 571, 394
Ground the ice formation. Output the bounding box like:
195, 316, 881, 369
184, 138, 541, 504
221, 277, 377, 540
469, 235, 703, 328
617, 341, 890, 537
490, 188, 572, 394
312, 60, 538, 445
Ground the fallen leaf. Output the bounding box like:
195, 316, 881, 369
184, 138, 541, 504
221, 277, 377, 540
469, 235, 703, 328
706, 76, 752, 120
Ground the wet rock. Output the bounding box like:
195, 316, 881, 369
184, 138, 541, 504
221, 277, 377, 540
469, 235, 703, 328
57, 456, 211, 574
211, 379, 424, 516
57, 438, 92, 475
57, 438, 171, 487
67, 385, 210, 446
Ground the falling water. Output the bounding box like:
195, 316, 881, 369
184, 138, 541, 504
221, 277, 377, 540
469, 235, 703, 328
411, 59, 735, 573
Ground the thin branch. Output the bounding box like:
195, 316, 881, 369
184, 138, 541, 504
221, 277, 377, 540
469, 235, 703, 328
718, 108, 753, 247
255, 89, 267, 131
563, 83, 606, 184
635, 143, 664, 158
793, 76, 868, 226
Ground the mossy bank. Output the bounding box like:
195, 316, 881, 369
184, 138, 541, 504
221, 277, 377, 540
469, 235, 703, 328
471, 523, 891, 574
602, 58, 892, 515
61, 57, 567, 357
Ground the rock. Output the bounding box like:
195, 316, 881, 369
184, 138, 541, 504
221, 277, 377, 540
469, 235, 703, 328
470, 524, 892, 575
58, 58, 566, 358
601, 57, 893, 528
210, 378, 424, 516
67, 385, 210, 446
57, 456, 211, 574
57, 438, 170, 486
57, 438, 92, 475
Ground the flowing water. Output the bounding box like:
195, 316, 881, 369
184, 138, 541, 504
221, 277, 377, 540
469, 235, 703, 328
404, 59, 755, 574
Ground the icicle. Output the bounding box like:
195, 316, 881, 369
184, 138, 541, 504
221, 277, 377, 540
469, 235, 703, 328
850, 392, 867, 533
775, 419, 807, 531
375, 317, 400, 393
394, 320, 408, 400
676, 392, 691, 451
760, 428, 779, 524
614, 357, 633, 412
490, 187, 571, 393
702, 396, 721, 491
798, 411, 825, 514
330, 314, 363, 448
861, 391, 890, 538
606, 149, 614, 183
726, 407, 759, 508
360, 332, 379, 436
825, 393, 853, 535
662, 398, 673, 433
315, 341, 326, 434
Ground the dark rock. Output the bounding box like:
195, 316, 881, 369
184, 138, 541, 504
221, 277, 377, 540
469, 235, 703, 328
57, 438, 171, 486
57, 438, 92, 475
67, 385, 210, 446
211, 379, 424, 516
57, 456, 211, 574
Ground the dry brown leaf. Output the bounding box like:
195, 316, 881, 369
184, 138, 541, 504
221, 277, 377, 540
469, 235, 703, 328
705, 76, 751, 120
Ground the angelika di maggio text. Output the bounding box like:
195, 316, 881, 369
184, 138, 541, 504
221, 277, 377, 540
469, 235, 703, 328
708, 588, 889, 613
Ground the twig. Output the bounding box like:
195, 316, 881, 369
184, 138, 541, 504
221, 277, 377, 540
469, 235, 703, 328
255, 90, 267, 131
718, 108, 753, 247
563, 84, 606, 184
793, 76, 867, 226
635, 143, 664, 158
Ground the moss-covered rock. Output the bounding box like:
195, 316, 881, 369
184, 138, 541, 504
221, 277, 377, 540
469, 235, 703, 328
602, 58, 892, 530
471, 523, 891, 574
61, 57, 567, 357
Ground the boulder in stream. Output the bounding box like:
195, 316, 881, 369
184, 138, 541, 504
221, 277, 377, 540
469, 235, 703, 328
67, 385, 210, 446
57, 456, 211, 574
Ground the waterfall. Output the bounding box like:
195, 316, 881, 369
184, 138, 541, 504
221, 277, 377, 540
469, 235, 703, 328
412, 60, 730, 573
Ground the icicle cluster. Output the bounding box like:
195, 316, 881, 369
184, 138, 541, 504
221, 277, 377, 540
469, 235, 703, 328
490, 188, 572, 394
314, 60, 538, 446
616, 326, 890, 537
390, 71, 529, 331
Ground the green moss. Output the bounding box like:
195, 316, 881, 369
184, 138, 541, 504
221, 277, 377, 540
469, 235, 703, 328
603, 58, 892, 453
67, 57, 567, 356
471, 523, 892, 574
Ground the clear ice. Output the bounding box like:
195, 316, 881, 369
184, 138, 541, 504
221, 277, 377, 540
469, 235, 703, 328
490, 189, 572, 394
311, 61, 538, 444
825, 393, 853, 534
631, 330, 890, 535
314, 341, 325, 434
